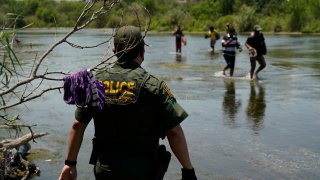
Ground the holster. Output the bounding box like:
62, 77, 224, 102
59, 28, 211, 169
89, 137, 99, 165
153, 144, 171, 180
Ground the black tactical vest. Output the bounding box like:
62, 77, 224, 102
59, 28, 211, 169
93, 66, 161, 157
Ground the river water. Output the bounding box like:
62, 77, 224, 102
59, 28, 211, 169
3, 29, 320, 180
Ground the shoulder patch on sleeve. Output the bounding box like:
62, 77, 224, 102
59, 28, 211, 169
163, 82, 174, 98
144, 74, 161, 87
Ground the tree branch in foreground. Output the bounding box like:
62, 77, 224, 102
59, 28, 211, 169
0, 132, 49, 149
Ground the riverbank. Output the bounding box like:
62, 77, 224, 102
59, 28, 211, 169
22, 27, 320, 36
2, 0, 320, 34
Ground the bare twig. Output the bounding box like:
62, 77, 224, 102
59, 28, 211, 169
0, 0, 120, 111
0, 86, 62, 110
90, 4, 152, 71
0, 0, 152, 146
65, 39, 109, 49
0, 124, 36, 130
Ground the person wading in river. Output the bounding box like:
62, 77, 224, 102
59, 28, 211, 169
173, 25, 185, 54
205, 26, 220, 52
221, 27, 242, 76
245, 25, 267, 79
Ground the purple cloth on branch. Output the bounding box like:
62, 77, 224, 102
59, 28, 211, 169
63, 69, 105, 110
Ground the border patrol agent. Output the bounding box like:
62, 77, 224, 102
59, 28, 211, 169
59, 26, 197, 180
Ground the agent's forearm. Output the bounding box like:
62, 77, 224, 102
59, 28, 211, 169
166, 125, 193, 169
65, 119, 87, 161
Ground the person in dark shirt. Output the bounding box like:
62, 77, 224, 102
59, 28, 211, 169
245, 25, 267, 79
173, 25, 185, 53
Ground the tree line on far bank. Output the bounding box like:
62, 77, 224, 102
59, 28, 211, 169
1, 0, 320, 33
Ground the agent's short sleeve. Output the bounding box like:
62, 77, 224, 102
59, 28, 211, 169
75, 107, 93, 124
145, 75, 188, 131
159, 81, 188, 130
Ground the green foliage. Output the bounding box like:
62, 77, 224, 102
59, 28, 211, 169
190, 0, 220, 21
24, 0, 39, 15
55, 2, 83, 27
0, 0, 320, 32
36, 7, 56, 24
0, 29, 20, 86
103, 2, 151, 29
219, 0, 234, 15
232, 5, 256, 32
142, 0, 157, 15
286, 0, 306, 31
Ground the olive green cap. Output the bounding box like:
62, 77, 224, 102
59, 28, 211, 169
114, 25, 145, 51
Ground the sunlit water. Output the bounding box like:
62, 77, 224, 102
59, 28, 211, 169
2, 29, 320, 180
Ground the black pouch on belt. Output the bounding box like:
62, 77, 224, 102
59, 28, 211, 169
89, 137, 99, 165
153, 144, 171, 180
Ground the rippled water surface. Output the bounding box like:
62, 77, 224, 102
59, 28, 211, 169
3, 29, 320, 180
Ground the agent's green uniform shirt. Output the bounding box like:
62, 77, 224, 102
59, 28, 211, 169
75, 60, 188, 131
74, 60, 188, 179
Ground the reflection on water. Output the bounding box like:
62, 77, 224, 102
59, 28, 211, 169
246, 81, 266, 133
222, 80, 241, 127
175, 54, 182, 62
208, 50, 217, 60
175, 54, 186, 62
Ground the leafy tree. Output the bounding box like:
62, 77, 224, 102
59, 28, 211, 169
1, 0, 320, 32
23, 0, 39, 15
143, 0, 157, 15
35, 7, 56, 24
219, 0, 234, 15
285, 0, 307, 31
190, 0, 220, 21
